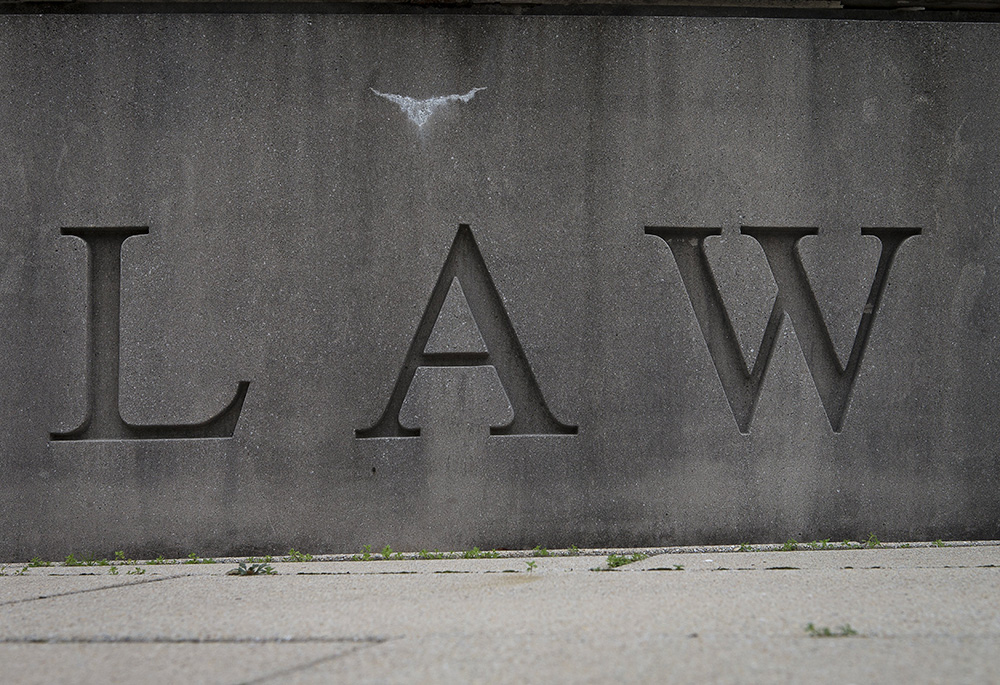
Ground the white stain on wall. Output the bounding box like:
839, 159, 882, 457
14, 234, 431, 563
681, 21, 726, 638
370, 87, 486, 127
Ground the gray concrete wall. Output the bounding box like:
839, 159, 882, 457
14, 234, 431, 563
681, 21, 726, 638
1, 12, 998, 559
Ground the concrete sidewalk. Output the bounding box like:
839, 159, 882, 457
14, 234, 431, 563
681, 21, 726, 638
1, 544, 998, 684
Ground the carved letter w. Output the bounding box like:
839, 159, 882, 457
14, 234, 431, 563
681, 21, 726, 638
645, 226, 920, 433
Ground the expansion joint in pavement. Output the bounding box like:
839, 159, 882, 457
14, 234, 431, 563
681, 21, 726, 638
236, 639, 394, 685
0, 635, 393, 645
0, 573, 187, 607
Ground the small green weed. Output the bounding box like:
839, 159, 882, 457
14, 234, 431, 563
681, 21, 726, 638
461, 547, 499, 559
379, 546, 403, 560
14, 566, 28, 576
607, 553, 648, 569
351, 545, 375, 561
864, 533, 882, 549
183, 553, 215, 565
127, 566, 145, 575
932, 539, 946, 547
108, 566, 119, 575
28, 556, 52, 568
532, 546, 551, 557
737, 543, 756, 553
525, 560, 537, 572
227, 561, 277, 576
418, 549, 446, 560
568, 545, 580, 556
805, 623, 858, 638
285, 549, 314, 563
781, 539, 799, 552
113, 551, 137, 565
807, 539, 831, 550
64, 553, 106, 567
147, 555, 168, 565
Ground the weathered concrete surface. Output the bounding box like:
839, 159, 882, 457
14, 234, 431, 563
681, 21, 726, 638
1, 546, 998, 683
1, 12, 999, 558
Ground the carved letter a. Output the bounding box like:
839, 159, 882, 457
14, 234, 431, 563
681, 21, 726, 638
356, 225, 576, 438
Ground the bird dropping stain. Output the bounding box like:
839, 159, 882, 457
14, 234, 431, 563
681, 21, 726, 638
371, 87, 487, 127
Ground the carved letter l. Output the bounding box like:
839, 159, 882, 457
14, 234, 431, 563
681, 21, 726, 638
50, 226, 249, 441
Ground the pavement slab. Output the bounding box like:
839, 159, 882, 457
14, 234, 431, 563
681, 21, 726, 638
0, 643, 367, 685
1, 545, 997, 684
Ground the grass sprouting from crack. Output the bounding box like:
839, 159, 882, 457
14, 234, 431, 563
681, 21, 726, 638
606, 553, 648, 569
806, 623, 859, 638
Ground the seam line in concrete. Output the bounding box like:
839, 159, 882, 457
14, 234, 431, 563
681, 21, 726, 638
0, 635, 392, 645
634, 564, 1000, 572
237, 640, 393, 685
2, 4, 1000, 24
0, 574, 188, 607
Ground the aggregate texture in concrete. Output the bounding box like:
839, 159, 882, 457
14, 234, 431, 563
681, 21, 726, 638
1, 11, 999, 558
0, 545, 998, 684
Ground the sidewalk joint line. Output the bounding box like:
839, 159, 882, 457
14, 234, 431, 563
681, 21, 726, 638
0, 574, 188, 607
236, 640, 393, 685
0, 635, 392, 645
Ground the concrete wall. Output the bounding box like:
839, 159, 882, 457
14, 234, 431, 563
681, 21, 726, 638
2, 11, 998, 559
